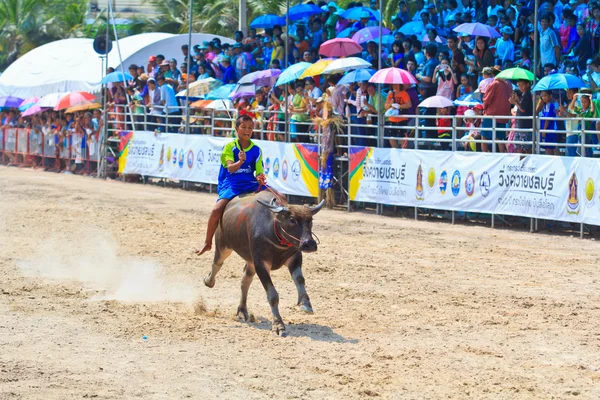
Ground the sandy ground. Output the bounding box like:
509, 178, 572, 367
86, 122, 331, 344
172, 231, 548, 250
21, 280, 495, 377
1, 167, 599, 400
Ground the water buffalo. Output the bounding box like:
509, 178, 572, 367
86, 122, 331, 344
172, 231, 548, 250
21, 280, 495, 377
203, 190, 325, 336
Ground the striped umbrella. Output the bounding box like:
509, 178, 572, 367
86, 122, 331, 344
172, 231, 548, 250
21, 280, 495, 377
299, 59, 335, 78
18, 97, 39, 112
322, 57, 372, 74
177, 77, 222, 98
369, 68, 417, 85
54, 92, 96, 111
37, 92, 70, 108
275, 62, 312, 86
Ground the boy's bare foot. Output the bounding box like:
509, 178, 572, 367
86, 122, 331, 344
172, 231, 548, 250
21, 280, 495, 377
195, 242, 212, 256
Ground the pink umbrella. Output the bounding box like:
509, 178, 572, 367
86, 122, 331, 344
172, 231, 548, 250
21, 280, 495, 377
18, 97, 39, 111
351, 26, 392, 44
418, 96, 454, 108
54, 91, 96, 111
21, 106, 48, 117
369, 68, 417, 85
319, 38, 363, 57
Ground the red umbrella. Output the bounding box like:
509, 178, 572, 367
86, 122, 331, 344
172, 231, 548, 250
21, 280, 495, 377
319, 38, 363, 58
54, 92, 96, 111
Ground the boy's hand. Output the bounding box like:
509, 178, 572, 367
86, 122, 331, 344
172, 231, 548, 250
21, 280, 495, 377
257, 174, 267, 185
238, 150, 246, 162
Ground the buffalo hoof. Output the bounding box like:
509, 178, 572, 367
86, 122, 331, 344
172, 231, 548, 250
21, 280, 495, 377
203, 276, 215, 288
236, 307, 249, 322
298, 304, 314, 314
272, 321, 287, 337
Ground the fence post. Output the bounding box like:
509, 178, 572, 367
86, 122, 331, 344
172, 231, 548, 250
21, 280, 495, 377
580, 116, 586, 238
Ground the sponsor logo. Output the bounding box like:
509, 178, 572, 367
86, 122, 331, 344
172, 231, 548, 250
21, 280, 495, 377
566, 172, 580, 214
585, 177, 595, 208
172, 148, 177, 166
273, 158, 280, 179
282, 159, 289, 181
465, 171, 475, 197
166, 146, 172, 168
439, 170, 448, 194
479, 171, 491, 197
264, 157, 271, 175
158, 144, 165, 171
415, 163, 424, 201
178, 148, 184, 168
291, 160, 301, 181
427, 167, 436, 192
451, 170, 461, 196
196, 149, 204, 170
187, 150, 194, 169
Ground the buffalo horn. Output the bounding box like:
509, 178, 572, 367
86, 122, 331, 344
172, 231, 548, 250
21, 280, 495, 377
257, 199, 288, 213
309, 200, 325, 215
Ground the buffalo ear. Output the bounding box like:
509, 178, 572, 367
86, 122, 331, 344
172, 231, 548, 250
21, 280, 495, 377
309, 200, 325, 215
257, 199, 289, 214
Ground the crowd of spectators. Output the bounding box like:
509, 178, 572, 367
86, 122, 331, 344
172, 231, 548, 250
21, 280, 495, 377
6, 0, 600, 158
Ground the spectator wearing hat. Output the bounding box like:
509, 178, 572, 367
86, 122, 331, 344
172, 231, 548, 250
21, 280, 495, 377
147, 56, 158, 78
352, 11, 372, 31
482, 66, 512, 153
324, 2, 338, 40
495, 26, 515, 65
424, 4, 439, 26
212, 55, 236, 84
158, 59, 170, 79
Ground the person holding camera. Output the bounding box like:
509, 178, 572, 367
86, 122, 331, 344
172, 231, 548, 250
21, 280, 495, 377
433, 58, 458, 100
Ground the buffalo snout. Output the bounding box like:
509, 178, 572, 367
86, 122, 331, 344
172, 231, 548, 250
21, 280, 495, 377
300, 239, 318, 253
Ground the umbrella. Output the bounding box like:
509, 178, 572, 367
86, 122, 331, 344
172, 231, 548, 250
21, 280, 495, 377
453, 22, 500, 38
338, 69, 376, 85
275, 62, 312, 86
65, 103, 102, 113
418, 96, 454, 108
54, 92, 96, 111
323, 57, 372, 74
369, 68, 417, 85
18, 97, 39, 112
190, 99, 213, 108
454, 92, 482, 106
205, 99, 233, 110
37, 92, 70, 108
21, 106, 47, 117
177, 77, 222, 98
495, 67, 534, 81
205, 84, 236, 100
336, 27, 356, 38
532, 73, 587, 91
381, 35, 396, 45
342, 7, 380, 21
0, 95, 24, 108
228, 83, 257, 99
319, 38, 363, 57
300, 59, 335, 78
287, 4, 323, 21
352, 26, 391, 44
100, 71, 133, 84
399, 21, 425, 36
238, 69, 282, 86
250, 14, 286, 28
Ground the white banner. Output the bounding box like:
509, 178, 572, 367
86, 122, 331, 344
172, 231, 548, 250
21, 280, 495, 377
121, 131, 318, 198
349, 147, 600, 225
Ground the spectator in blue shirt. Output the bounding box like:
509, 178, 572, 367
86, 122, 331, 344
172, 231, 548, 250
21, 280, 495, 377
352, 11, 371, 31
213, 55, 236, 84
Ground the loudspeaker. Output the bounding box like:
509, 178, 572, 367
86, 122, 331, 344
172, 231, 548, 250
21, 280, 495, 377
93, 35, 113, 55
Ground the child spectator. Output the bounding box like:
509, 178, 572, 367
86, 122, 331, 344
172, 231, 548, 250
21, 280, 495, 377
436, 106, 452, 151
455, 74, 473, 99
536, 90, 559, 156
461, 109, 479, 151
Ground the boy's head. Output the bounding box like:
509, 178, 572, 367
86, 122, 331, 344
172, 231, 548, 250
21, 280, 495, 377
460, 75, 469, 86
235, 114, 254, 139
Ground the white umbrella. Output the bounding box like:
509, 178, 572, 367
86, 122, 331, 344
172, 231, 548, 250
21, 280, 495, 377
418, 95, 454, 108
205, 99, 233, 110
322, 57, 372, 74
36, 92, 70, 108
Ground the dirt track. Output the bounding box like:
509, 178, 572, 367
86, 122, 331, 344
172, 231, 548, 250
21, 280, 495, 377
1, 167, 599, 399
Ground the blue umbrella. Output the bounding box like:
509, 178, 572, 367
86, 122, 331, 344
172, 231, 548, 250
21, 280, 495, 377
453, 92, 482, 107
0, 96, 24, 108
342, 7, 380, 21
286, 4, 324, 21
100, 71, 133, 84
532, 73, 587, 92
381, 35, 396, 45
399, 21, 425, 36
206, 84, 236, 100
275, 62, 312, 86
338, 69, 376, 85
251, 14, 286, 28
337, 27, 356, 38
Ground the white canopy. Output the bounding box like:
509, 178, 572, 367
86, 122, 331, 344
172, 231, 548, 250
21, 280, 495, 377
0, 33, 234, 98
